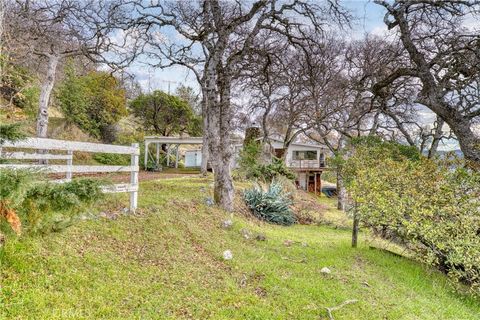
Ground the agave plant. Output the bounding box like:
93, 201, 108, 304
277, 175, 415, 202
243, 181, 295, 226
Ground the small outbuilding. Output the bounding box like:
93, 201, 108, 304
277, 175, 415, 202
184, 149, 202, 168
143, 136, 203, 170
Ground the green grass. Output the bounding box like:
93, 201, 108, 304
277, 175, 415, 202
1, 177, 479, 319
316, 195, 352, 229
161, 167, 202, 174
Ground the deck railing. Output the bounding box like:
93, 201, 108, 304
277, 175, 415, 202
0, 137, 140, 212
288, 159, 326, 169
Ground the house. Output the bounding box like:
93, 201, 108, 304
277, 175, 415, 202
233, 137, 329, 194
144, 135, 329, 194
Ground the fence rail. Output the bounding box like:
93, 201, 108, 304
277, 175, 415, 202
0, 138, 140, 212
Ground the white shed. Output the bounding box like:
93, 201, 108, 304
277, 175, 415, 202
185, 150, 202, 167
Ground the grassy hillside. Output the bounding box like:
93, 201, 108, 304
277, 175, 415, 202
0, 105, 93, 141
1, 177, 479, 319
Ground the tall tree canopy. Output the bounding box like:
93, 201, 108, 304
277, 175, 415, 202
3, 0, 137, 139
129, 90, 201, 137
175, 85, 201, 116
57, 66, 127, 143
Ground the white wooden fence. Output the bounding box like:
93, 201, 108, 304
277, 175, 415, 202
0, 138, 140, 212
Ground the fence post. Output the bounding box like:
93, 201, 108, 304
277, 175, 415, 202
352, 202, 359, 248
144, 141, 149, 170
166, 145, 170, 167
155, 143, 160, 169
66, 150, 73, 181
175, 144, 179, 168
130, 143, 140, 213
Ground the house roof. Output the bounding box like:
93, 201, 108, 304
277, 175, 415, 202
144, 135, 325, 150
144, 136, 243, 145
233, 136, 326, 150
267, 138, 326, 150
144, 136, 204, 144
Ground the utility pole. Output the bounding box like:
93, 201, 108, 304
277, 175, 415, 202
158, 79, 178, 94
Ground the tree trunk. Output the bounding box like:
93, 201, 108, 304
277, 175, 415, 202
206, 104, 234, 211
425, 95, 480, 163
424, 102, 480, 165
199, 92, 209, 175
422, 99, 480, 163
0, 0, 4, 84
36, 55, 59, 138
428, 117, 444, 158
281, 132, 295, 162
453, 124, 480, 165
212, 160, 234, 211
337, 169, 346, 211
352, 207, 359, 248
260, 104, 274, 164
261, 142, 272, 164
203, 55, 234, 211
212, 71, 234, 211
201, 110, 209, 175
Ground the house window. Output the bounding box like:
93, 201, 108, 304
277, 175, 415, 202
292, 150, 317, 160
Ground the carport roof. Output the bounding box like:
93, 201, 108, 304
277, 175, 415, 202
144, 136, 204, 144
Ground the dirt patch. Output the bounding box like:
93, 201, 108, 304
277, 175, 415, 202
254, 287, 268, 298
50, 171, 200, 183
291, 190, 328, 224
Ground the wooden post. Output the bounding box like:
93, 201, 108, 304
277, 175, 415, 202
166, 144, 170, 167
314, 173, 317, 196
144, 141, 149, 170
352, 204, 359, 248
155, 143, 160, 169
66, 150, 73, 181
318, 172, 322, 197
175, 144, 179, 168
130, 143, 139, 213
305, 172, 308, 191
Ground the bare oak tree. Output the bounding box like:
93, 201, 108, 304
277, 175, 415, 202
126, 0, 349, 210
344, 36, 450, 156
240, 38, 312, 159
373, 0, 480, 164
4, 0, 137, 138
